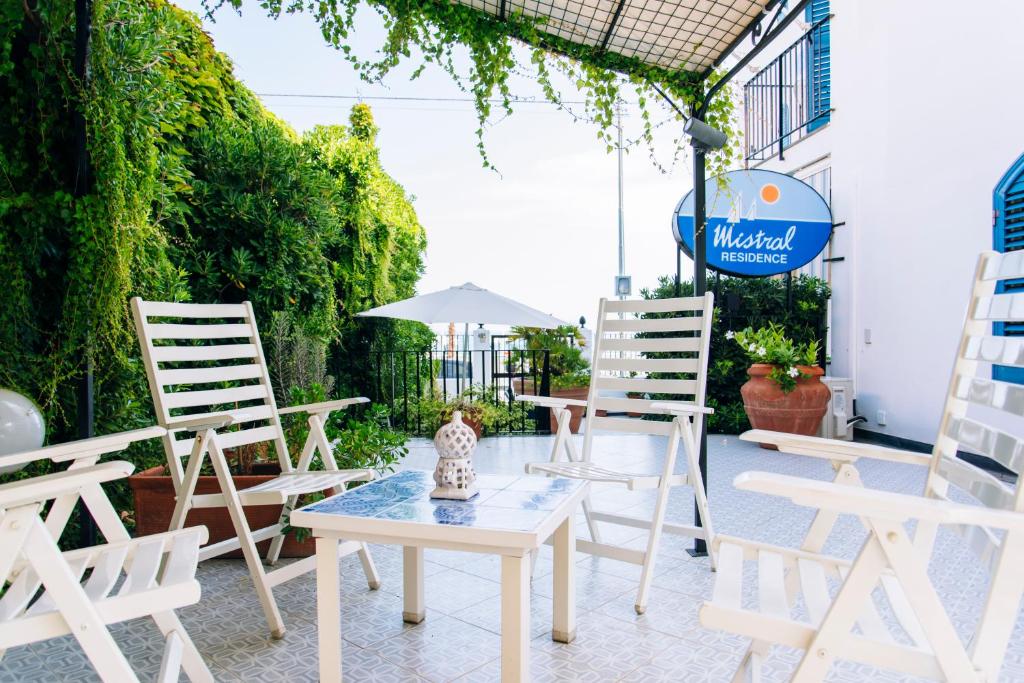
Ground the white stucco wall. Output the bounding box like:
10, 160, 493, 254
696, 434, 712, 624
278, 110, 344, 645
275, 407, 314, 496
736, 0, 1024, 444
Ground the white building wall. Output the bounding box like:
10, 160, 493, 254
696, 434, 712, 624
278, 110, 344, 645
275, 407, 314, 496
736, 0, 1024, 444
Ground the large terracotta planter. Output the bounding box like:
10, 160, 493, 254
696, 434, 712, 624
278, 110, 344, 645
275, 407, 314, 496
740, 364, 831, 448
129, 465, 316, 558
548, 387, 589, 433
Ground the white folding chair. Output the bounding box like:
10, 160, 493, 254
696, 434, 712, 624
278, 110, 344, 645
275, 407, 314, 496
518, 294, 716, 614
0, 427, 213, 683
702, 250, 1024, 682
132, 298, 380, 639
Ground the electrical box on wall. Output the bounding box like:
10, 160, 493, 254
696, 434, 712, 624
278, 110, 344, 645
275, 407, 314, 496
472, 328, 491, 349
818, 377, 855, 441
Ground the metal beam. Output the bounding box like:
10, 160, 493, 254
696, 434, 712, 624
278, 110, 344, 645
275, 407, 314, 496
698, 0, 812, 117
599, 0, 627, 52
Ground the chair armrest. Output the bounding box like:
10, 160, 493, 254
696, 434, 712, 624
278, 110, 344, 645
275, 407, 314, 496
515, 395, 589, 409
166, 413, 250, 432
734, 471, 1024, 532
278, 397, 369, 416
8, 425, 167, 466
739, 430, 931, 467
0, 461, 134, 509
649, 402, 715, 416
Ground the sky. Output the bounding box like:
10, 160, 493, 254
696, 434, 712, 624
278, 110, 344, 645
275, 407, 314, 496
173, 1, 700, 328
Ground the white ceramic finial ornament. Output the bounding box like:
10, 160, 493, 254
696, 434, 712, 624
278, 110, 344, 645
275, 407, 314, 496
0, 389, 45, 474
431, 411, 479, 500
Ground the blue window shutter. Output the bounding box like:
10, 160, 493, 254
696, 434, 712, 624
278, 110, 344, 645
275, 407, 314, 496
993, 152, 1024, 384
806, 0, 830, 133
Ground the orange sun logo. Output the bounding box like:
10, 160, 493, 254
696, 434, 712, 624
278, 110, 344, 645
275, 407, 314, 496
760, 183, 781, 204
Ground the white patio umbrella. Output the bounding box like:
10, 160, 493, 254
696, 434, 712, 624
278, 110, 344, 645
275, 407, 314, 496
357, 282, 568, 328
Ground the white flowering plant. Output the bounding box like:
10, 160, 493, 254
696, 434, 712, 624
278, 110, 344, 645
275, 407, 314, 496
729, 323, 821, 393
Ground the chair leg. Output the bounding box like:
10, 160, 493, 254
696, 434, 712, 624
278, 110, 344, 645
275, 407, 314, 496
730, 645, 763, 683
358, 542, 381, 589
680, 416, 716, 570
635, 422, 683, 614
559, 412, 602, 544
151, 611, 214, 683
207, 439, 287, 639
156, 631, 183, 683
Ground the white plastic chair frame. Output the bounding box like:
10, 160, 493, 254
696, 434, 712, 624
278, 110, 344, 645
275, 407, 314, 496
132, 298, 380, 639
0, 427, 213, 683
702, 251, 1024, 682
518, 294, 716, 614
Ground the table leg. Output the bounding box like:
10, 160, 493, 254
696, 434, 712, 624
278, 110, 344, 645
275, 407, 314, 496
501, 554, 531, 683
552, 516, 576, 643
316, 537, 342, 683
402, 546, 425, 624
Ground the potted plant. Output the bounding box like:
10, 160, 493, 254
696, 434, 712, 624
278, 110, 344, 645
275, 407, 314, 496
511, 325, 591, 433
729, 323, 830, 446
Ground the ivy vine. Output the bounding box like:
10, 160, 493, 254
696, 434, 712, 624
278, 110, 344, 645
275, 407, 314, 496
204, 0, 739, 175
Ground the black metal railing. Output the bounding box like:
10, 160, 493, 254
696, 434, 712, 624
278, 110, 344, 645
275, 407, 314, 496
370, 345, 553, 437
744, 15, 831, 162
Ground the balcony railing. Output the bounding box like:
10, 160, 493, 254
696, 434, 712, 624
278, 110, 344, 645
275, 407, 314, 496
743, 15, 831, 162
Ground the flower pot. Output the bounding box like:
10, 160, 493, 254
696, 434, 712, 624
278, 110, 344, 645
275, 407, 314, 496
128, 465, 317, 558
740, 364, 831, 448
548, 387, 589, 433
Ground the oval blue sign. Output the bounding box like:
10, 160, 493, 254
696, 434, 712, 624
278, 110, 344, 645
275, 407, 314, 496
672, 169, 833, 277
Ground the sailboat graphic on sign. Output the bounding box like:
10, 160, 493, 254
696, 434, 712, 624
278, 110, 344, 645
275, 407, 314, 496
726, 193, 758, 224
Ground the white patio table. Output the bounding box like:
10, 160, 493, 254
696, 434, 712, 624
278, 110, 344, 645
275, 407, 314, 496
290, 469, 588, 682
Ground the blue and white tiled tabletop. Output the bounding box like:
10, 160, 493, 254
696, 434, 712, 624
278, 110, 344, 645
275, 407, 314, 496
292, 470, 587, 548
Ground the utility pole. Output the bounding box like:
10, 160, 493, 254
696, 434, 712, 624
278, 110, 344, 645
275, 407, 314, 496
616, 101, 626, 294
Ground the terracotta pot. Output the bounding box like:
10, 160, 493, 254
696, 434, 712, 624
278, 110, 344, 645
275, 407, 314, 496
128, 465, 317, 558
740, 364, 831, 448
548, 387, 589, 433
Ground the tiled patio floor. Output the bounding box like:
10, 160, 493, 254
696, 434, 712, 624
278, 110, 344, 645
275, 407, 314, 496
4, 434, 1023, 682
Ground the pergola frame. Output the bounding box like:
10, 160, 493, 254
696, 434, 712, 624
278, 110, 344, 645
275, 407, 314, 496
450, 0, 814, 555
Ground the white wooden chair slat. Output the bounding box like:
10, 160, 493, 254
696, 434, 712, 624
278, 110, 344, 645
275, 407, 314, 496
133, 296, 382, 638
880, 574, 930, 648
935, 457, 1015, 511
170, 425, 278, 457
591, 397, 698, 416
944, 416, 1024, 474
757, 550, 789, 619
587, 415, 675, 436
602, 295, 706, 313
598, 358, 700, 373
712, 543, 744, 610
0, 567, 42, 622
797, 558, 832, 627
702, 251, 1024, 682
836, 566, 894, 643
962, 335, 1024, 368
146, 323, 253, 340
521, 293, 716, 614
168, 405, 275, 431
150, 343, 258, 363
162, 532, 202, 586
599, 337, 702, 353
953, 374, 1024, 417
602, 316, 703, 333
119, 537, 167, 595
157, 364, 264, 386
162, 383, 269, 410
981, 249, 1024, 280
138, 301, 249, 318
594, 377, 697, 394
25, 555, 90, 617
81, 545, 130, 602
